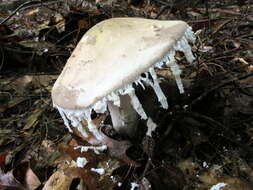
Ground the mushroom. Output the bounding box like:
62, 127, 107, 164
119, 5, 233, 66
52, 17, 195, 145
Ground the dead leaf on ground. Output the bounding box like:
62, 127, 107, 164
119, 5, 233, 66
0, 161, 40, 190
42, 171, 73, 190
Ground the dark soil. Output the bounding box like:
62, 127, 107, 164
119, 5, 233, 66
0, 0, 253, 190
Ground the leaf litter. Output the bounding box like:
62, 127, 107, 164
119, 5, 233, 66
0, 0, 253, 190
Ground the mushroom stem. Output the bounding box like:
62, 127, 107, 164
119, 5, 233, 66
107, 95, 138, 138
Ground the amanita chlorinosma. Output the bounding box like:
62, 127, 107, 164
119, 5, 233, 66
52, 17, 195, 145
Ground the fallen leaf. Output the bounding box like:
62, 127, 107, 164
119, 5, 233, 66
25, 168, 41, 190
42, 171, 73, 190
0, 162, 40, 190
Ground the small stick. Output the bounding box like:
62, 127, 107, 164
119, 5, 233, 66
0, 1, 42, 25
155, 5, 170, 19
190, 71, 253, 107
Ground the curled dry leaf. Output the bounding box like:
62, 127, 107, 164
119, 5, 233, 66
0, 161, 40, 190
71, 117, 138, 165
24, 168, 41, 190
99, 130, 137, 165
58, 143, 105, 165
57, 137, 127, 189
48, 149, 115, 190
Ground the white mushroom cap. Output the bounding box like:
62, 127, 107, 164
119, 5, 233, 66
52, 17, 194, 110
52, 17, 195, 139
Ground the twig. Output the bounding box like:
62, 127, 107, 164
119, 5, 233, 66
0, 1, 42, 25
190, 71, 253, 107
178, 111, 253, 153
179, 111, 230, 132
55, 29, 78, 45
153, 0, 169, 6
0, 47, 4, 71
211, 19, 233, 35
155, 5, 170, 19
0, 71, 60, 76
0, 0, 61, 25
141, 158, 153, 178
0, 95, 50, 98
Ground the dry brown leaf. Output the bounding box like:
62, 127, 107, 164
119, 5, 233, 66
0, 161, 40, 190
25, 168, 41, 190
42, 171, 73, 190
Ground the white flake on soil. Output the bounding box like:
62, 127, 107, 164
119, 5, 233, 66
53, 26, 195, 139
210, 183, 227, 190
203, 161, 208, 168
76, 157, 88, 168
130, 182, 139, 190
91, 168, 105, 175
74, 145, 107, 154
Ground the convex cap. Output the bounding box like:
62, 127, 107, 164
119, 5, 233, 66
52, 17, 195, 139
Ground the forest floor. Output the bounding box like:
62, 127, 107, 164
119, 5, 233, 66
0, 0, 253, 190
